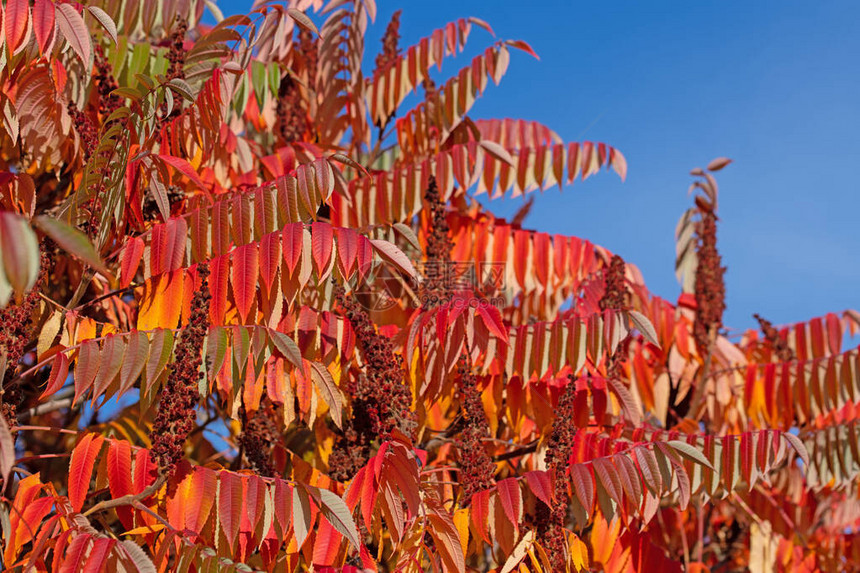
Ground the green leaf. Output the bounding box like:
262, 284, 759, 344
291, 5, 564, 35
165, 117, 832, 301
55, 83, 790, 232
308, 362, 343, 429
318, 488, 361, 551
393, 223, 421, 252
167, 78, 195, 102
0, 415, 15, 485
34, 216, 112, 279
628, 310, 660, 348
86, 6, 118, 45
268, 330, 303, 369
782, 431, 810, 467
666, 440, 715, 471
0, 212, 40, 304
292, 484, 312, 548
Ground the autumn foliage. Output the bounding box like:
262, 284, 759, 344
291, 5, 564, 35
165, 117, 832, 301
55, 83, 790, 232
0, 1, 857, 572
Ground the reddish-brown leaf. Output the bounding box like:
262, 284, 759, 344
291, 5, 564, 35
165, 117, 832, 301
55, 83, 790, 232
55, 3, 91, 65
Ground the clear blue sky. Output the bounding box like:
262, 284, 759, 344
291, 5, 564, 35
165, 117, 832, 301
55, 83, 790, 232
222, 1, 860, 333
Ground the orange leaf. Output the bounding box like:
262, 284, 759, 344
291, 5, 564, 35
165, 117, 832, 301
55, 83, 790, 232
137, 270, 184, 330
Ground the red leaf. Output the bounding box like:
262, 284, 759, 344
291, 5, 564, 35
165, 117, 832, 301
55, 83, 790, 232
476, 303, 508, 342
132, 447, 157, 495
282, 223, 303, 276
593, 458, 623, 505
470, 489, 491, 544
5, 0, 30, 55
82, 538, 114, 573
311, 221, 334, 280
186, 468, 217, 534
524, 471, 553, 507
506, 39, 539, 60
570, 464, 594, 512
157, 154, 207, 190
497, 477, 521, 526
107, 440, 133, 527
259, 232, 281, 292
120, 237, 144, 289
218, 471, 243, 553
40, 352, 69, 400
232, 243, 259, 323
335, 227, 359, 277
312, 517, 342, 566
370, 238, 417, 278
706, 157, 732, 172
58, 534, 91, 573
33, 0, 56, 55
68, 433, 105, 512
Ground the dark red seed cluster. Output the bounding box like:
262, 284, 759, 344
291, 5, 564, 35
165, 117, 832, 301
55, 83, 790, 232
327, 411, 374, 482
599, 254, 627, 312
453, 356, 495, 502
238, 400, 279, 477
94, 44, 121, 121
68, 102, 98, 161
150, 263, 211, 473
421, 176, 453, 309
275, 75, 309, 144
422, 78, 440, 142
694, 212, 726, 351
539, 376, 580, 570
329, 286, 415, 480
142, 184, 185, 222
754, 314, 793, 362
374, 10, 402, 78
297, 28, 318, 89
167, 18, 188, 81
0, 248, 50, 427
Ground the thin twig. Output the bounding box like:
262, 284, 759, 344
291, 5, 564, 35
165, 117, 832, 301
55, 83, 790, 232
83, 475, 166, 517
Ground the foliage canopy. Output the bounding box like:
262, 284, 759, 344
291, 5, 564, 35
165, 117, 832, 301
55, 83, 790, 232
0, 1, 856, 571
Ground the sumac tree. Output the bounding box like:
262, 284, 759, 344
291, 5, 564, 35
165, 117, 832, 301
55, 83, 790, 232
0, 1, 855, 572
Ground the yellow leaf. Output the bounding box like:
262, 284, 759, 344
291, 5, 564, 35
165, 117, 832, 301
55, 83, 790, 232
37, 310, 63, 359
123, 523, 166, 535
568, 532, 589, 571
453, 508, 470, 557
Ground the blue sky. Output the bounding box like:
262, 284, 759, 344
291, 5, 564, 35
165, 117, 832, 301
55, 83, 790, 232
222, 1, 860, 333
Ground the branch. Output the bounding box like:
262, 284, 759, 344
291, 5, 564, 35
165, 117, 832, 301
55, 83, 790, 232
82, 475, 166, 517
688, 324, 718, 419
493, 441, 538, 463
